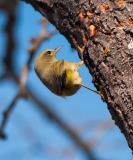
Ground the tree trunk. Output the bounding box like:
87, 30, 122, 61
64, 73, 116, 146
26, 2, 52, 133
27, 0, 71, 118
23, 0, 133, 151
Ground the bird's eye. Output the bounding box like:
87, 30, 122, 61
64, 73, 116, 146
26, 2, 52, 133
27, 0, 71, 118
46, 51, 51, 54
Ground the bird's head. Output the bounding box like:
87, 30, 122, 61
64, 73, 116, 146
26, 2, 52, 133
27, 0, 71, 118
36, 46, 63, 63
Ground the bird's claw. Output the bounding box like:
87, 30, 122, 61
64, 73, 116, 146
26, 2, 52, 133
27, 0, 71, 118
77, 46, 85, 61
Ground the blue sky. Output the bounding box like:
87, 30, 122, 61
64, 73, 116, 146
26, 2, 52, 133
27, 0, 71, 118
0, 1, 132, 160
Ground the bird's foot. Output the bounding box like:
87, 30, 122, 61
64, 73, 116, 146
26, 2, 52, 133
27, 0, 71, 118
76, 61, 84, 69
77, 45, 85, 61
97, 86, 105, 102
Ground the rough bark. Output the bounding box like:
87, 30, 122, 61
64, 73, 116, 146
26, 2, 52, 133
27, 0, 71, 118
23, 0, 133, 151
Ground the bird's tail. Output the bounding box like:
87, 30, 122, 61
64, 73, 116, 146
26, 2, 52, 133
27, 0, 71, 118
81, 84, 100, 95
81, 84, 105, 101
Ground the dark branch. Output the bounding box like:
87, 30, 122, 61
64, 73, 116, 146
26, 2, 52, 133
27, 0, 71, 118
0, 93, 20, 138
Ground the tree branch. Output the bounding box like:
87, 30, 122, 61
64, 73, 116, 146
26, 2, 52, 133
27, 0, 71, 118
0, 0, 18, 79
0, 94, 20, 138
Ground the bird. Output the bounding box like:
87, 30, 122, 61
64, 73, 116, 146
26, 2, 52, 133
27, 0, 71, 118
34, 46, 103, 98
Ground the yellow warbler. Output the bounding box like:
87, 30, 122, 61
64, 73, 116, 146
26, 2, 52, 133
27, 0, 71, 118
34, 46, 101, 98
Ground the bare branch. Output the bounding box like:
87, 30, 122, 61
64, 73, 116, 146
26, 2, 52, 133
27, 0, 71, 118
0, 0, 18, 72
0, 93, 20, 138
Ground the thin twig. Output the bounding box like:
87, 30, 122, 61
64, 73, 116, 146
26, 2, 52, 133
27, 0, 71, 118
0, 93, 20, 138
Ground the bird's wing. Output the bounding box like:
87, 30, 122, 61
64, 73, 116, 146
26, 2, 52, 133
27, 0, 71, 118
53, 60, 65, 96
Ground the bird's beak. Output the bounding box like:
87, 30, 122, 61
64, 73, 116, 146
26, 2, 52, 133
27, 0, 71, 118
54, 46, 63, 55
